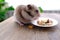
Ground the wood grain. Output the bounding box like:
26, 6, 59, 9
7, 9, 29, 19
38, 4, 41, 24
0, 13, 60, 40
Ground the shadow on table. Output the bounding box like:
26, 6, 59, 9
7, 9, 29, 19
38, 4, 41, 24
34, 26, 57, 32
15, 22, 57, 33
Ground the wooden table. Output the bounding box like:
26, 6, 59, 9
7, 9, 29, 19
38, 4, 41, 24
0, 13, 60, 40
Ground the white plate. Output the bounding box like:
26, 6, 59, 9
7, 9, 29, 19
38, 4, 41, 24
31, 17, 58, 27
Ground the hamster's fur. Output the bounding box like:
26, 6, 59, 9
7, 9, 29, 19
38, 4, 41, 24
14, 4, 40, 25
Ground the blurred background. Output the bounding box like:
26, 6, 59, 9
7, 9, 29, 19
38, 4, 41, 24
0, 0, 60, 22
0, 0, 14, 22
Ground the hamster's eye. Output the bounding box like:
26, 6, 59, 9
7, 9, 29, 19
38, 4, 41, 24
27, 5, 32, 10
35, 10, 38, 13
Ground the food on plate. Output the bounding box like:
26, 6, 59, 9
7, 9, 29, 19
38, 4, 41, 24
37, 19, 53, 25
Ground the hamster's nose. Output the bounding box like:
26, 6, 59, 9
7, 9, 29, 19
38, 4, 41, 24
27, 4, 32, 10
38, 14, 40, 16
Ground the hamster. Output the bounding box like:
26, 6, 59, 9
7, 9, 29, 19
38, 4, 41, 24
14, 4, 40, 25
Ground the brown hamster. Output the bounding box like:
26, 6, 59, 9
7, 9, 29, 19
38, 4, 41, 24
14, 4, 40, 25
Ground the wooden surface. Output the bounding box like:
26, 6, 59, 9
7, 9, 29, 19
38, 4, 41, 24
0, 13, 60, 40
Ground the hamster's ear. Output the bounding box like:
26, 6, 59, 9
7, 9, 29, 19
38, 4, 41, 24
27, 4, 32, 10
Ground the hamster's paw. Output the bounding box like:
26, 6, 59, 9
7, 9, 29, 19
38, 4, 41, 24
15, 20, 24, 26
18, 22, 25, 26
